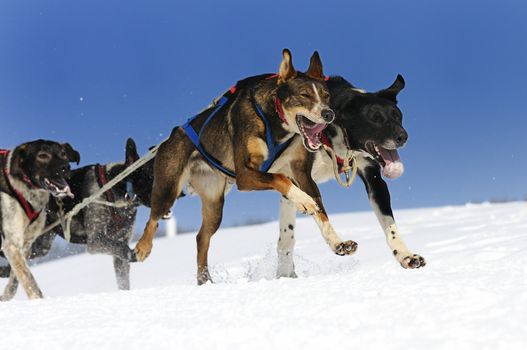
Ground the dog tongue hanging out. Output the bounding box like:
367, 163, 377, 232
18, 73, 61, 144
367, 143, 405, 179
378, 148, 404, 179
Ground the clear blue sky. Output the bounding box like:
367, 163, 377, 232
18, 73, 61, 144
1, 0, 526, 230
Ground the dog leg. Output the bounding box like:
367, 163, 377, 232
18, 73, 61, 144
134, 127, 193, 261
277, 197, 298, 278
312, 212, 358, 255
191, 173, 226, 285
292, 158, 358, 256
359, 160, 425, 268
2, 243, 43, 299
113, 256, 131, 290
0, 270, 19, 301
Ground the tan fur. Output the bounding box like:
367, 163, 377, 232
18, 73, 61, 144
278, 49, 297, 84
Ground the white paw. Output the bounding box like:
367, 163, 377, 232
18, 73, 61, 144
286, 186, 319, 215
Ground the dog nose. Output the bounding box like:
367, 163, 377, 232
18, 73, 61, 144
321, 108, 335, 123
395, 130, 408, 147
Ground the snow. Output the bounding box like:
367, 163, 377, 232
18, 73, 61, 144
1, 202, 527, 349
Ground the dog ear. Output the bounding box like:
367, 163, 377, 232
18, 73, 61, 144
306, 51, 324, 80
125, 138, 139, 166
62, 143, 80, 164
377, 74, 405, 102
278, 48, 297, 84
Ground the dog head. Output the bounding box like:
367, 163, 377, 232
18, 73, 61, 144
124, 138, 153, 207
276, 49, 334, 152
330, 75, 408, 179
10, 140, 80, 197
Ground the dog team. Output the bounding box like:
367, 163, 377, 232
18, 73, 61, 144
0, 49, 425, 301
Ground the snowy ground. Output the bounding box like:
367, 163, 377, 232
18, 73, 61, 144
1, 202, 527, 349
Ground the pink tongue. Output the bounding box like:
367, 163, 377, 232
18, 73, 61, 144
378, 148, 404, 179
305, 123, 327, 149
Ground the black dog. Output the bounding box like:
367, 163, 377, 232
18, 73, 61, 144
1, 138, 154, 290
0, 140, 80, 300
277, 75, 426, 277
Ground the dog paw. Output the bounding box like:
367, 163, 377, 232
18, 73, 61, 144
335, 240, 358, 255
197, 269, 213, 285
134, 239, 153, 262
287, 186, 319, 215
0, 294, 13, 302
400, 254, 426, 269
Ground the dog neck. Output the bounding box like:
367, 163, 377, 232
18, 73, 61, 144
0, 149, 48, 221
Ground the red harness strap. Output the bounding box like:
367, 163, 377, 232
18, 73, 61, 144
96, 164, 128, 230
320, 134, 345, 173
97, 165, 115, 203
0, 149, 41, 224
274, 97, 288, 125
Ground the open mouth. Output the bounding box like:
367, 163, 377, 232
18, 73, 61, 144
41, 177, 74, 198
365, 142, 405, 179
296, 115, 327, 152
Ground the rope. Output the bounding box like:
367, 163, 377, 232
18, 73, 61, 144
322, 144, 358, 188
41, 141, 163, 240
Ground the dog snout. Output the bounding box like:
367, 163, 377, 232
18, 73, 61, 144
321, 108, 335, 123
395, 130, 408, 147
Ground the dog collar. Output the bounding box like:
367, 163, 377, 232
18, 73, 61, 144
274, 97, 288, 125
0, 149, 41, 224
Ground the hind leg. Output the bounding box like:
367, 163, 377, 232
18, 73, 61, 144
134, 127, 194, 261
0, 270, 19, 301
113, 256, 131, 290
191, 171, 226, 285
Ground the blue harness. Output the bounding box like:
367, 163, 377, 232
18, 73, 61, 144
182, 86, 291, 177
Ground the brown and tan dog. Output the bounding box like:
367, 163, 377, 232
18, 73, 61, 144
133, 49, 356, 284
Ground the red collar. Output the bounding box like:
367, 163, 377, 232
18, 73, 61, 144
274, 97, 288, 125
97, 164, 115, 203
320, 133, 345, 173
0, 149, 41, 224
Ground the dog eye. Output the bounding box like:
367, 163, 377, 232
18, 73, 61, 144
301, 93, 311, 98
37, 153, 51, 161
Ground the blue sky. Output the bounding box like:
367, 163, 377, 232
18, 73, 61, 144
1, 0, 526, 230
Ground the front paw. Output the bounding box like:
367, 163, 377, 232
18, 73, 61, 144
134, 238, 153, 262
400, 254, 426, 269
335, 240, 358, 256
287, 187, 319, 215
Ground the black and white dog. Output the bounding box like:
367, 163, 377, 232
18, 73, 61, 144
277, 75, 426, 278
0, 140, 80, 300
1, 138, 154, 291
